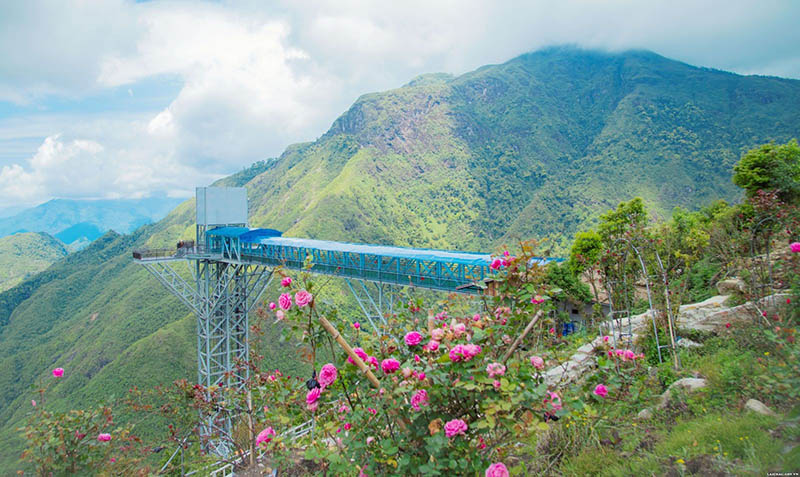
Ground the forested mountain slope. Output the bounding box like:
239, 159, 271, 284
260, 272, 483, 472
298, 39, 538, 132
0, 233, 67, 292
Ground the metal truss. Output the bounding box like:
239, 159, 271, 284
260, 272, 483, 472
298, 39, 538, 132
345, 279, 400, 334
142, 262, 205, 316
140, 259, 273, 455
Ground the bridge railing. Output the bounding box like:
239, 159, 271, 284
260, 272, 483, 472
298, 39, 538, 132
132, 246, 211, 261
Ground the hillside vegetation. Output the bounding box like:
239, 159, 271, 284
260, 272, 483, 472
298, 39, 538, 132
1, 47, 800, 472
0, 233, 67, 293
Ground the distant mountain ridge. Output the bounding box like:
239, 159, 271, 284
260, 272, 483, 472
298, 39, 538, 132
0, 197, 185, 248
1, 46, 800, 471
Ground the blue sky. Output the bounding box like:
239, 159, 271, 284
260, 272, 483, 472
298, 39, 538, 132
0, 0, 799, 210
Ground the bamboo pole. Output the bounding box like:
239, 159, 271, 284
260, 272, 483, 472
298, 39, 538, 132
318, 315, 409, 431
501, 310, 543, 363
319, 316, 381, 388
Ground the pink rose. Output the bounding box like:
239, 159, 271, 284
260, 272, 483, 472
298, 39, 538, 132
473, 313, 481, 322
31, 400, 36, 407
490, 258, 504, 270
278, 293, 292, 310
381, 358, 400, 374
347, 347, 369, 365
449, 344, 466, 362
486, 362, 506, 378
530, 356, 545, 369
306, 388, 321, 410
425, 340, 440, 352
431, 328, 445, 341
414, 354, 421, 363
593, 384, 608, 398
366, 356, 379, 370
623, 349, 636, 360
275, 310, 285, 321
353, 322, 360, 330
603, 335, 609, 342
493, 380, 501, 390
52, 368, 64, 378
281, 276, 292, 287
531, 295, 545, 305
410, 389, 429, 411
503, 250, 509, 257
449, 343, 481, 362
402, 367, 413, 379
405, 331, 423, 346
344, 422, 352, 431
256, 427, 276, 446
453, 323, 466, 337
485, 462, 509, 477
319, 363, 337, 388
444, 418, 468, 438
417, 372, 426, 381
268, 302, 276, 310
791, 242, 800, 253
463, 344, 481, 359
294, 290, 313, 308
97, 433, 112, 442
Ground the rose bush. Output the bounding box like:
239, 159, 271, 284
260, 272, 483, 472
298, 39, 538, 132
250, 244, 572, 475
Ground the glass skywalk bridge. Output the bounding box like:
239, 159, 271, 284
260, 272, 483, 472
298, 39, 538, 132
203, 226, 493, 294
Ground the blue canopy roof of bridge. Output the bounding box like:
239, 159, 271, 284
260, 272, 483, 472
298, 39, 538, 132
207, 227, 493, 266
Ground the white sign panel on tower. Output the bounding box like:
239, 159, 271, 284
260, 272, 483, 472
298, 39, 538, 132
196, 187, 248, 226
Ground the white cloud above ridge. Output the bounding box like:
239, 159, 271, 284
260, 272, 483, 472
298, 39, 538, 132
0, 0, 799, 208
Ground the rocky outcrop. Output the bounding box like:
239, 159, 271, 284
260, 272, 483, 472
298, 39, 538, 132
677, 294, 790, 331
744, 398, 777, 417
716, 278, 746, 295
544, 336, 605, 387
545, 293, 788, 389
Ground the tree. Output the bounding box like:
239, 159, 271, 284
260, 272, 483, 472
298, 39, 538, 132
569, 230, 603, 302
733, 139, 800, 203
597, 197, 648, 243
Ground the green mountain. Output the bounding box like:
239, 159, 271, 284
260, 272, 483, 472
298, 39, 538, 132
1, 47, 800, 471
0, 197, 185, 248
0, 233, 68, 293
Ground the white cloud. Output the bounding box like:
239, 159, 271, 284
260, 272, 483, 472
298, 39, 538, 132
0, 131, 220, 209
0, 0, 799, 207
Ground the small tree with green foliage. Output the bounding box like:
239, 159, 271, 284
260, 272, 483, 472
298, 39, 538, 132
733, 139, 800, 203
